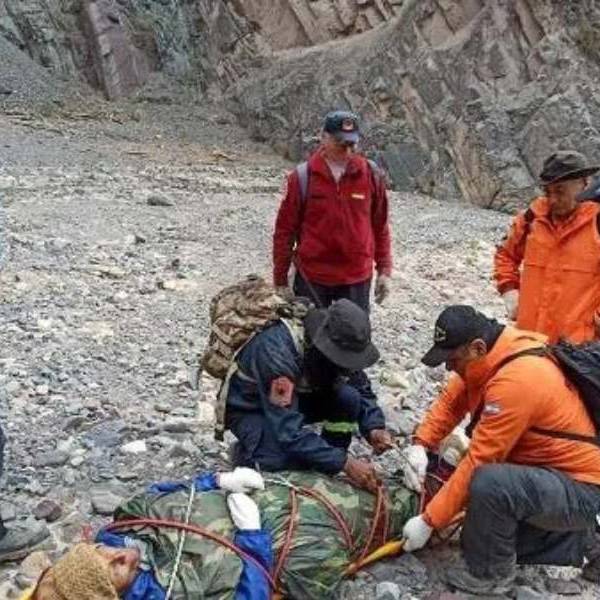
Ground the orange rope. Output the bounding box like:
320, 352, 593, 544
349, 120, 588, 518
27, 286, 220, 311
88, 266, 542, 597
273, 488, 299, 586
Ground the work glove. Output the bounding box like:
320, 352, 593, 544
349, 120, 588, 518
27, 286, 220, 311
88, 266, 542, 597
217, 467, 265, 493
343, 456, 381, 494
374, 274, 391, 305
227, 493, 262, 530
502, 289, 519, 321
368, 429, 395, 455
403, 444, 428, 493
439, 427, 470, 467
402, 515, 433, 551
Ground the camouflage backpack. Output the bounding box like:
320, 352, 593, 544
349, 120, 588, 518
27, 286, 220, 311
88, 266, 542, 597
201, 274, 307, 438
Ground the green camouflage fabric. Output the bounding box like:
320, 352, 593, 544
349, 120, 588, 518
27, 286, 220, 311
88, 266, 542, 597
114, 471, 418, 599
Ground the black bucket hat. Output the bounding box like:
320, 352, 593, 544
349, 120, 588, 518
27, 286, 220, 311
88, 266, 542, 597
421, 305, 492, 368
304, 299, 379, 371
539, 151, 600, 186
576, 175, 600, 201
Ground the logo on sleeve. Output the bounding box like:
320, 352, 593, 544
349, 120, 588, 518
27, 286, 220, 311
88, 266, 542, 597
269, 377, 294, 408
482, 402, 502, 417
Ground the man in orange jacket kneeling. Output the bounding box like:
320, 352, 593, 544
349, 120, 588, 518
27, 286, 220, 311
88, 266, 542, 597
401, 305, 600, 596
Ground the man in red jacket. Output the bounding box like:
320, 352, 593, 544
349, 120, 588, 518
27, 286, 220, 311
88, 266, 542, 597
272, 111, 392, 312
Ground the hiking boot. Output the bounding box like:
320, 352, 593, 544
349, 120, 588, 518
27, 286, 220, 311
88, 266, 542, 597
0, 522, 50, 563
445, 560, 515, 596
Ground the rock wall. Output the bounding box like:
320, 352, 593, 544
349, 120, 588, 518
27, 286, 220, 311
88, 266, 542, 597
3, 0, 600, 209
228, 0, 600, 210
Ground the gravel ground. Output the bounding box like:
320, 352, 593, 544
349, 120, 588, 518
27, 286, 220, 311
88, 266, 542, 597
0, 100, 599, 599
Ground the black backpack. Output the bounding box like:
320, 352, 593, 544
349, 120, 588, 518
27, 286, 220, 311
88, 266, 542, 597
468, 340, 600, 446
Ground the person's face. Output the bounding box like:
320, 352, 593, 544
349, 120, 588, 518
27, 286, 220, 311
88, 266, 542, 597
97, 545, 140, 592
33, 545, 140, 599
321, 132, 357, 160
544, 177, 587, 219
444, 339, 487, 378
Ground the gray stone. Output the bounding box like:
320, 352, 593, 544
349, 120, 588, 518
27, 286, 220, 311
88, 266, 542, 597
33, 499, 62, 522
90, 489, 124, 516
33, 450, 69, 468
516, 586, 545, 600
82, 419, 128, 449
376, 582, 401, 600
545, 577, 582, 596
147, 195, 174, 207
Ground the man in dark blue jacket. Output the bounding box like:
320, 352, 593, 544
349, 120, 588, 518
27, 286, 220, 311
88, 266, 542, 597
225, 298, 393, 493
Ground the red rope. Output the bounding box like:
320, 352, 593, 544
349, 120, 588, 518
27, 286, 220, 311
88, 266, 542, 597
273, 488, 298, 587
358, 484, 387, 562
105, 518, 276, 589
297, 487, 354, 549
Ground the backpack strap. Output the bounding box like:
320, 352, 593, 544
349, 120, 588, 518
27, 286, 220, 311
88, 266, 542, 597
465, 345, 600, 447
296, 161, 309, 206
465, 345, 549, 437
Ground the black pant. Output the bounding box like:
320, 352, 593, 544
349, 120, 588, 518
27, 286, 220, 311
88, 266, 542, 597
228, 386, 361, 472
293, 273, 371, 313
461, 464, 600, 578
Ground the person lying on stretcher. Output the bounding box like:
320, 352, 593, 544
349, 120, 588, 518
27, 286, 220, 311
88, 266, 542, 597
23, 431, 469, 600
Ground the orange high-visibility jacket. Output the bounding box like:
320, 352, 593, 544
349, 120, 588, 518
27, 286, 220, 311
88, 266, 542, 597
414, 327, 600, 529
494, 197, 600, 343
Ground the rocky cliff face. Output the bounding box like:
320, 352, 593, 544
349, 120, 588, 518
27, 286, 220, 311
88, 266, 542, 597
3, 0, 600, 209
228, 0, 600, 209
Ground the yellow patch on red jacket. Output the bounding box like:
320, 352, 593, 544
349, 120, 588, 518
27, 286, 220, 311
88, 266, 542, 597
351, 193, 366, 200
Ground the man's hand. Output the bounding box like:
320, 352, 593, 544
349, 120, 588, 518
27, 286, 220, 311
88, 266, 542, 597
374, 274, 391, 305
217, 467, 265, 493
403, 444, 428, 493
402, 515, 433, 551
343, 456, 380, 494
368, 429, 394, 455
502, 289, 519, 321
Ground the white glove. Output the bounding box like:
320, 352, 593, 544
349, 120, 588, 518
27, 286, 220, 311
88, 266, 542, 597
218, 467, 265, 493
227, 493, 261, 530
375, 274, 391, 305
403, 515, 433, 551
439, 427, 470, 467
403, 444, 428, 493
502, 289, 519, 321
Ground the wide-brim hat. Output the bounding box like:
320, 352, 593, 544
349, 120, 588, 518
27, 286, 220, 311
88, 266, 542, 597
539, 151, 600, 186
304, 300, 379, 371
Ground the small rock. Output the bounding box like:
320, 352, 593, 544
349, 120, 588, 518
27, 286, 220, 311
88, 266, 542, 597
121, 440, 147, 454
33, 450, 69, 468
94, 265, 127, 279
376, 582, 401, 600
545, 577, 582, 596
379, 370, 410, 389
157, 279, 178, 291
91, 489, 124, 516
33, 500, 62, 522
516, 586, 545, 600
70, 455, 85, 467
147, 194, 173, 207
18, 551, 51, 580
162, 418, 195, 434
35, 384, 49, 396
6, 381, 20, 395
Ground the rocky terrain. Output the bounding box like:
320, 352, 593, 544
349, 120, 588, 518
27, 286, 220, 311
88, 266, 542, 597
1, 92, 599, 598
4, 1, 600, 210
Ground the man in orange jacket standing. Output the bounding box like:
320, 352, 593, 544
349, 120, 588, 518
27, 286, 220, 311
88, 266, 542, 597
401, 305, 600, 595
494, 151, 600, 343
272, 111, 392, 311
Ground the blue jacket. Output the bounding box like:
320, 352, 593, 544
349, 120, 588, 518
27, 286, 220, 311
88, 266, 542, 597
227, 322, 385, 474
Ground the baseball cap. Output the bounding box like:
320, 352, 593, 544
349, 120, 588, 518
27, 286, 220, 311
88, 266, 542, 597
323, 111, 360, 144
421, 306, 491, 367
